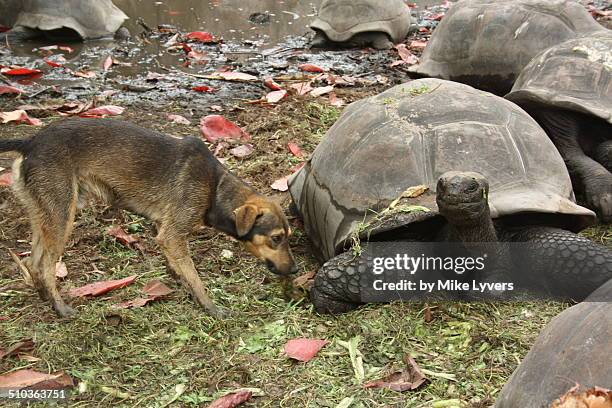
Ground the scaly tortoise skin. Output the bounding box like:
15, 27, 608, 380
409, 0, 605, 94
288, 78, 612, 314
310, 0, 412, 50
506, 31, 612, 223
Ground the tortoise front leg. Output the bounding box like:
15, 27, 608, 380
534, 109, 612, 222
311, 250, 364, 314
593, 140, 612, 173
510, 227, 612, 301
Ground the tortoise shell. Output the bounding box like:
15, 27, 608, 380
506, 31, 612, 124
409, 0, 604, 94
13, 0, 127, 39
310, 0, 411, 43
288, 78, 594, 261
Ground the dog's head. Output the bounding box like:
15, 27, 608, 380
234, 196, 297, 275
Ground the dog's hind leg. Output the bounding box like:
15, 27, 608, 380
156, 223, 229, 318
14, 164, 78, 317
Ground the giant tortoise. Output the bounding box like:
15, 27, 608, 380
408, 0, 605, 95
506, 31, 612, 223
288, 78, 612, 314
495, 278, 612, 408
309, 0, 412, 50
0, 0, 128, 41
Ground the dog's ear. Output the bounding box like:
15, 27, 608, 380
234, 204, 259, 237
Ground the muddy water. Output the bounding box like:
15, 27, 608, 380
114, 0, 444, 46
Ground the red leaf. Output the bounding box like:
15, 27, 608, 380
230, 144, 254, 158
199, 115, 251, 143
328, 92, 345, 107
214, 71, 258, 82
271, 176, 289, 192
80, 105, 125, 118
263, 77, 282, 91
142, 279, 173, 298
192, 85, 215, 93
283, 338, 328, 362
1, 67, 42, 76
409, 40, 428, 50
0, 110, 42, 125
107, 226, 139, 246
207, 390, 252, 408
265, 89, 287, 103
68, 275, 137, 297
102, 55, 113, 71
73, 70, 96, 79
0, 85, 22, 95
58, 45, 74, 53
0, 171, 13, 186
0, 25, 10, 33
287, 142, 302, 158
186, 31, 215, 43
167, 114, 191, 125
55, 261, 68, 278
298, 63, 325, 73
43, 56, 66, 68
187, 50, 208, 61
309, 86, 334, 97
393, 44, 419, 65
0, 369, 73, 390
290, 81, 313, 96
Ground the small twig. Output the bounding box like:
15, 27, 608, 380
27, 86, 54, 99
6, 247, 32, 286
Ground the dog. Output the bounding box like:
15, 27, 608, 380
0, 118, 297, 318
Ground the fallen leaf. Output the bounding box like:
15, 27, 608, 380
338, 336, 365, 383
102, 55, 113, 71
80, 105, 125, 118
551, 386, 612, 408
0, 85, 23, 95
290, 81, 313, 96
423, 305, 433, 323
199, 115, 251, 143
55, 261, 68, 278
107, 226, 139, 246
192, 85, 215, 93
167, 114, 191, 125
0, 369, 73, 390
0, 339, 34, 360
58, 45, 74, 53
73, 70, 96, 79
187, 50, 208, 61
43, 56, 67, 68
142, 279, 173, 297
401, 185, 428, 198
213, 71, 258, 82
207, 390, 252, 408
409, 40, 428, 50
263, 77, 282, 91
0, 171, 13, 186
298, 63, 325, 73
363, 354, 428, 392
287, 142, 303, 158
68, 275, 137, 297
271, 176, 289, 192
230, 144, 254, 158
186, 31, 215, 43
310, 86, 334, 98
1, 67, 42, 76
265, 89, 287, 103
146, 72, 166, 81
391, 44, 419, 66
284, 338, 328, 362
0, 110, 42, 125
292, 270, 316, 289
328, 92, 345, 107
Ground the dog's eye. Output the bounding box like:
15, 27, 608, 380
270, 235, 283, 245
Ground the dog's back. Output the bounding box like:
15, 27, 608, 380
7, 118, 222, 220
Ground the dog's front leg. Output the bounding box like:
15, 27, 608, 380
155, 231, 230, 318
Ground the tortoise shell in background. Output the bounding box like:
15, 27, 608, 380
409, 0, 605, 95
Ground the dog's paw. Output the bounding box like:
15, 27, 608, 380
55, 303, 76, 318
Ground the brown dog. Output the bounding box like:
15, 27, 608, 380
0, 118, 297, 318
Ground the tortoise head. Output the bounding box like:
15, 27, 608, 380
436, 171, 490, 226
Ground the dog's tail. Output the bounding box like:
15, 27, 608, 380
0, 139, 28, 153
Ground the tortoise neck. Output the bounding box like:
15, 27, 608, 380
447, 207, 498, 243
